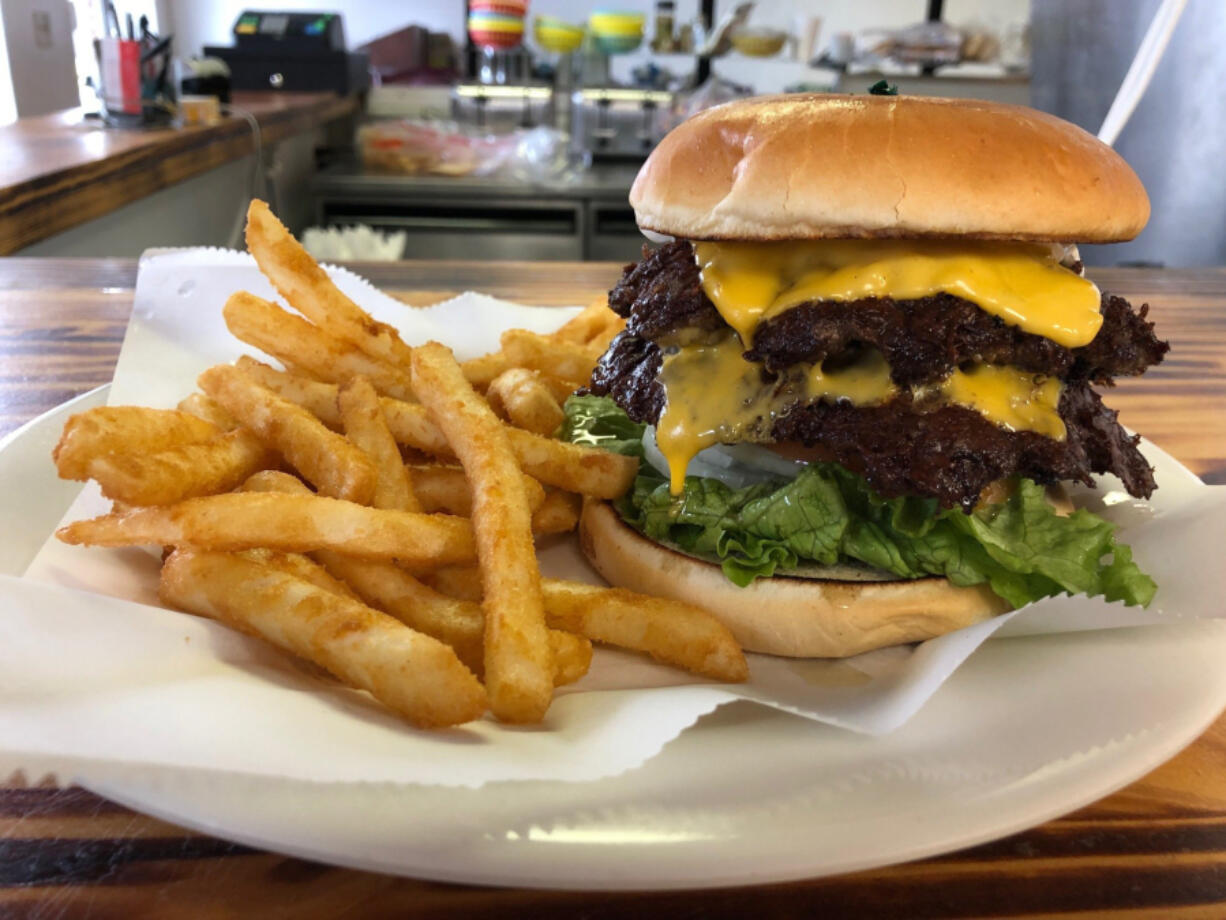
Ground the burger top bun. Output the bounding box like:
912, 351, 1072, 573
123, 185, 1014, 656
630, 94, 1150, 244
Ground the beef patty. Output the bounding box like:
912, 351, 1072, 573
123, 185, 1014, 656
589, 330, 1156, 512
609, 241, 1168, 387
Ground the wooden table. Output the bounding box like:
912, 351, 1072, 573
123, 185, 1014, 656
0, 93, 358, 254
2, 258, 1225, 917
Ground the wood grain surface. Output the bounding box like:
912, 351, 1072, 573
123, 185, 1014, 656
0, 93, 357, 255
1, 258, 1225, 918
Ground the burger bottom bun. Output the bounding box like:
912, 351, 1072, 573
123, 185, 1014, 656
579, 500, 1011, 659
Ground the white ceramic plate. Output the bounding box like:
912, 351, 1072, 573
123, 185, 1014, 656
6, 388, 1226, 891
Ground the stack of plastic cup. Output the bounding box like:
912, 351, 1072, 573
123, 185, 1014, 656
469, 0, 528, 49
588, 9, 645, 54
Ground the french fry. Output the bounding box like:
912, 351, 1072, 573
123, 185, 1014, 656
540, 578, 749, 682
586, 319, 625, 355
236, 357, 344, 423
237, 548, 362, 603
176, 393, 239, 431
54, 407, 219, 481
421, 569, 748, 682
238, 358, 453, 454
411, 342, 553, 724
240, 469, 309, 494
241, 358, 637, 499
86, 429, 276, 506
320, 556, 589, 684
199, 363, 377, 504
422, 564, 485, 603
502, 426, 635, 500
317, 553, 486, 674
245, 471, 585, 685
553, 297, 623, 348
409, 465, 546, 517
461, 352, 581, 400
245, 200, 417, 372
552, 297, 608, 345
532, 373, 584, 405
486, 368, 565, 437
57, 492, 476, 566
224, 292, 416, 402
338, 376, 421, 512
531, 489, 581, 536
51, 203, 755, 733
500, 329, 601, 383
549, 630, 592, 686
160, 549, 486, 728
460, 350, 513, 390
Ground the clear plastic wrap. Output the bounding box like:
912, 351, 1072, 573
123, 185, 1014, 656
358, 120, 574, 180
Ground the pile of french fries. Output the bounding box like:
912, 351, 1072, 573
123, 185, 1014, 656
52, 200, 748, 728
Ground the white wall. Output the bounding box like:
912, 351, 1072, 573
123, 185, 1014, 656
0, 2, 14, 125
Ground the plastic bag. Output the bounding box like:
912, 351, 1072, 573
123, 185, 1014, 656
358, 120, 574, 180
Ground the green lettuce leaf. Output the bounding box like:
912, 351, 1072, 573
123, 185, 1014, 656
557, 393, 646, 457
560, 395, 1157, 607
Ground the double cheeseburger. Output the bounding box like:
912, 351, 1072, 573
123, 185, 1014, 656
563, 93, 1169, 658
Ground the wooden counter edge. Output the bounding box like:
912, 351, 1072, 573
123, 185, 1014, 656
0, 93, 358, 256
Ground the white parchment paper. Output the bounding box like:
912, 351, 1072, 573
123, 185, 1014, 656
6, 248, 1224, 787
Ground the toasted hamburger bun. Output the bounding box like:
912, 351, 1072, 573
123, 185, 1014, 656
579, 499, 1011, 659
630, 94, 1149, 244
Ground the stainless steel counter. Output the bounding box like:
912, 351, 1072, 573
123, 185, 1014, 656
311, 163, 644, 262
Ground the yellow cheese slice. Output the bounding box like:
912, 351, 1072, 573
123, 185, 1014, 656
693, 239, 1102, 349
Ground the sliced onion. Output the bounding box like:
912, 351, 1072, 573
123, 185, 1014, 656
639, 229, 675, 244
642, 427, 805, 490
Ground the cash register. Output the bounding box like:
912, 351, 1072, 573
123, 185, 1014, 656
204, 10, 370, 94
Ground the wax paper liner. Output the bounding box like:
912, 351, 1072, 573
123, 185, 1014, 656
5, 248, 1224, 788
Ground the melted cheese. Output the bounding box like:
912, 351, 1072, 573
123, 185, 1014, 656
656, 339, 1066, 494
656, 335, 783, 494
939, 365, 1066, 440
694, 239, 1101, 348
807, 348, 898, 407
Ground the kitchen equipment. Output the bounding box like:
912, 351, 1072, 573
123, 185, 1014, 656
570, 86, 672, 160
180, 57, 231, 103
203, 11, 370, 94
359, 25, 457, 85
452, 82, 554, 131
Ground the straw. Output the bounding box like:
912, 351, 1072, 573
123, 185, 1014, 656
1097, 0, 1189, 147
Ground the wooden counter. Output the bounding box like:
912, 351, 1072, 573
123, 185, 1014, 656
0, 92, 358, 255
1, 258, 1225, 916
